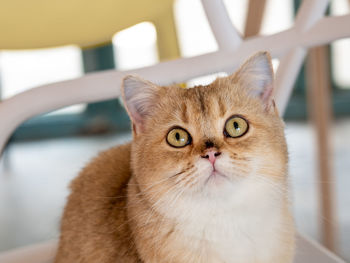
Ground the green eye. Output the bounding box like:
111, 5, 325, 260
224, 116, 249, 138
166, 127, 191, 148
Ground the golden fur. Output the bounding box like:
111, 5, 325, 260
55, 52, 295, 263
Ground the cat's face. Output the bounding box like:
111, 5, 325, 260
122, 52, 288, 211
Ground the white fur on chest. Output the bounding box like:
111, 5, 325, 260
161, 176, 287, 263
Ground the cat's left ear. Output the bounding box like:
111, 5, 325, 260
232, 51, 275, 111
121, 75, 160, 135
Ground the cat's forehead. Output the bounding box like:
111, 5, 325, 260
161, 81, 248, 122
185, 87, 227, 120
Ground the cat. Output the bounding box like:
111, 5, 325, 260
55, 51, 295, 263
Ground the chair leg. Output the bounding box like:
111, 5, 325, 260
244, 0, 267, 38
152, 6, 180, 61
306, 46, 337, 252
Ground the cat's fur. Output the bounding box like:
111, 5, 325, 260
55, 52, 295, 263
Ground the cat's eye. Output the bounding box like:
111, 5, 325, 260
224, 116, 249, 138
166, 127, 191, 148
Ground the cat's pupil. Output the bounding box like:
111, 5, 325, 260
175, 132, 180, 140
233, 121, 239, 130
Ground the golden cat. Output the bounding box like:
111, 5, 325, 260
55, 52, 295, 263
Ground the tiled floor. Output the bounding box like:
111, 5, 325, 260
0, 120, 349, 261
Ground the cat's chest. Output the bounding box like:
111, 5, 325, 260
176, 206, 282, 263
164, 180, 286, 263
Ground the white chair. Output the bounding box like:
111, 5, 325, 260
0, 0, 349, 262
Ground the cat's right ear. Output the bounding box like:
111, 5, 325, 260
122, 75, 160, 135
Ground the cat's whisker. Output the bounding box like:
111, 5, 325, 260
95, 175, 178, 200
127, 166, 197, 202
228, 165, 251, 175
170, 165, 195, 179
230, 156, 251, 162
229, 165, 250, 171
130, 176, 173, 189
113, 185, 177, 231
173, 169, 197, 186
253, 175, 289, 197
230, 160, 250, 167
150, 184, 184, 211
183, 175, 197, 189
127, 182, 185, 229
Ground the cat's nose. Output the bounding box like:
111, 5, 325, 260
201, 150, 221, 165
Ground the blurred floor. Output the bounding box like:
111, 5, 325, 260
0, 119, 349, 261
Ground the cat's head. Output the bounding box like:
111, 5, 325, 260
122, 52, 288, 209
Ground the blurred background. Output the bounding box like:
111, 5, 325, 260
0, 0, 349, 261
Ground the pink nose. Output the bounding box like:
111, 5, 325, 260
201, 150, 221, 165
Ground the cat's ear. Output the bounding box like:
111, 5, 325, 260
122, 75, 159, 135
232, 51, 274, 110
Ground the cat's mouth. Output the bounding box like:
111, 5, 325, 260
204, 170, 229, 186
